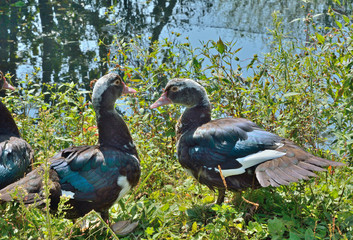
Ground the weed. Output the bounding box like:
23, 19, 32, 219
0, 5, 352, 239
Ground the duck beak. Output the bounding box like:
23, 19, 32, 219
150, 92, 172, 109
2, 78, 15, 91
122, 82, 137, 94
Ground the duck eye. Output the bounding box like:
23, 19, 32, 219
170, 86, 179, 92
114, 79, 121, 85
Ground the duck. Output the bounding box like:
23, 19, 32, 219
0, 71, 33, 189
150, 78, 344, 204
0, 73, 141, 234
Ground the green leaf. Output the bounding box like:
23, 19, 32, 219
289, 231, 301, 240
234, 47, 242, 54
165, 128, 175, 137
283, 92, 300, 98
316, 33, 325, 44
11, 1, 26, 7
312, 13, 323, 19
202, 195, 215, 203
53, 136, 73, 142
192, 57, 201, 70
78, 90, 90, 95
335, 20, 342, 29
342, 15, 350, 23
220, 78, 231, 84
304, 228, 314, 240
161, 203, 170, 211
145, 227, 155, 235
290, 17, 303, 23
179, 205, 187, 212
216, 38, 226, 54
191, 222, 198, 233
268, 218, 285, 238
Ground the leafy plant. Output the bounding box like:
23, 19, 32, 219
0, 3, 352, 239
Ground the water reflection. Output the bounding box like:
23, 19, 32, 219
0, 0, 352, 90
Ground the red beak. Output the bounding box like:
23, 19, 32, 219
122, 82, 137, 94
2, 77, 15, 91
150, 92, 172, 109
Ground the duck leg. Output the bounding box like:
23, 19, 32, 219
216, 188, 226, 205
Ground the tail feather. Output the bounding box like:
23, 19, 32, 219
255, 140, 345, 188
0, 168, 61, 206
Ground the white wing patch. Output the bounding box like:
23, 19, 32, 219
275, 142, 284, 148
214, 150, 286, 177
117, 176, 131, 200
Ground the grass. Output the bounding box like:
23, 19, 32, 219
0, 6, 352, 240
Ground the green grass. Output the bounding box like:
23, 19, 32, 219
0, 6, 352, 240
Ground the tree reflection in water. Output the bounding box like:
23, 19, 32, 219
0, 0, 351, 89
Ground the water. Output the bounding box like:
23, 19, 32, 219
0, 0, 352, 90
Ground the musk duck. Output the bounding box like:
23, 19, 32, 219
0, 71, 33, 189
150, 78, 344, 204
0, 73, 141, 234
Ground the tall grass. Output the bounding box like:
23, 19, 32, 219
0, 7, 352, 239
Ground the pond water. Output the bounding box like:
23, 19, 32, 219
0, 0, 352, 89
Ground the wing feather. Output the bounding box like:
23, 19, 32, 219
184, 118, 283, 172
180, 118, 344, 189
254, 140, 345, 187
256, 170, 271, 187
264, 168, 290, 185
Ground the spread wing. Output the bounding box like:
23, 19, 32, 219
180, 118, 344, 188
255, 139, 344, 187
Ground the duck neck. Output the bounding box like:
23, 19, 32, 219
0, 100, 20, 137
95, 105, 135, 154
176, 102, 211, 140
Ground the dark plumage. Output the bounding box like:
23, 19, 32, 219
150, 78, 344, 204
0, 72, 33, 189
0, 73, 140, 225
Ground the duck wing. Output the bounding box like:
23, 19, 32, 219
179, 118, 343, 187
50, 145, 140, 203
0, 145, 140, 207
180, 118, 285, 176
0, 135, 33, 188
255, 139, 344, 187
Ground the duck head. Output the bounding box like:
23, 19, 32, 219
92, 73, 136, 111
150, 78, 210, 109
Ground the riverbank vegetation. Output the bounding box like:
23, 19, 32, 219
0, 6, 352, 240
